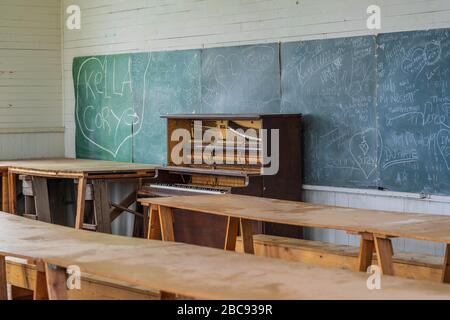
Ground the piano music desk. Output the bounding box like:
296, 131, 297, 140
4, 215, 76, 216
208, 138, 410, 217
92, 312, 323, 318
4, 159, 156, 232
139, 194, 450, 284
1, 212, 450, 300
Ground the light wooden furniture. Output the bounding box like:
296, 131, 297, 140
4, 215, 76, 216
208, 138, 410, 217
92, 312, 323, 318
236, 235, 445, 282
0, 213, 450, 300
3, 158, 156, 233
6, 257, 159, 300
139, 194, 450, 283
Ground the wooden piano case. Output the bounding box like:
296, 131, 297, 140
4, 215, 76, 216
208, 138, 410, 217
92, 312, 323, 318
140, 114, 303, 248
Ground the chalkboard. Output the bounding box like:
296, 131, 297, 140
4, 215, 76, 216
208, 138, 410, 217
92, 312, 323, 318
281, 36, 379, 188
74, 50, 201, 165
74, 54, 137, 162
132, 50, 201, 165
73, 28, 450, 195
378, 29, 450, 194
201, 44, 281, 113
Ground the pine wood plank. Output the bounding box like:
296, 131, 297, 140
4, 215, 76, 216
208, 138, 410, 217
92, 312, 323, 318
0, 255, 7, 300
1, 213, 450, 300
374, 237, 395, 276
158, 206, 175, 242
442, 244, 450, 283
224, 217, 239, 251
75, 177, 87, 230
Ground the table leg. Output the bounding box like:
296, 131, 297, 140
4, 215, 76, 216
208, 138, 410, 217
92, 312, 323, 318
442, 244, 450, 283
0, 255, 7, 300
240, 219, 255, 254
1, 172, 9, 212
8, 171, 17, 214
147, 205, 162, 240
374, 236, 395, 276
92, 180, 112, 234
158, 205, 175, 242
45, 264, 68, 300
32, 177, 52, 223
358, 233, 375, 272
75, 177, 87, 230
224, 217, 239, 251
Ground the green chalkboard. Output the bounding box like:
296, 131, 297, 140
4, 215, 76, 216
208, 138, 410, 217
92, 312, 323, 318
74, 29, 450, 196
132, 50, 201, 165
74, 54, 136, 162
378, 29, 450, 194
281, 36, 379, 188
201, 44, 281, 113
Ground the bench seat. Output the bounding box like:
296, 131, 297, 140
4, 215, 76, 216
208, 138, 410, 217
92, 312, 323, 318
236, 234, 444, 282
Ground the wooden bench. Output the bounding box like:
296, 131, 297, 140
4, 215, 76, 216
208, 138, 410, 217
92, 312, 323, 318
5, 257, 159, 300
139, 194, 450, 283
1, 212, 450, 300
236, 235, 444, 282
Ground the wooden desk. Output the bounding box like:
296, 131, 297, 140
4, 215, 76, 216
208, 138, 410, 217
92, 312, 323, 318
1, 213, 450, 300
139, 194, 450, 283
4, 159, 156, 233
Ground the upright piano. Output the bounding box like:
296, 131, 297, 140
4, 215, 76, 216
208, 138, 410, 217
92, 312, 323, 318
139, 113, 303, 248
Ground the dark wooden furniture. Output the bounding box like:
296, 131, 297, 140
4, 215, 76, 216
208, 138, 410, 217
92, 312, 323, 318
139, 114, 303, 248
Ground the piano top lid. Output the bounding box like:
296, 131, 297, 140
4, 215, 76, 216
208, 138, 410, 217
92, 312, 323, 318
160, 113, 302, 120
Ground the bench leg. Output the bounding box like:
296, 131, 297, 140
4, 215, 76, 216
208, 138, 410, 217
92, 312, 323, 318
442, 244, 450, 283
148, 205, 162, 240
358, 235, 375, 272
45, 264, 68, 300
158, 205, 175, 242
224, 217, 240, 251
8, 172, 17, 214
0, 255, 7, 300
374, 236, 395, 276
34, 269, 49, 300
240, 219, 255, 254
75, 177, 87, 230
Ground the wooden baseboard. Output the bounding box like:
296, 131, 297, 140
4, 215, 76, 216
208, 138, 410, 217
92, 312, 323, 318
236, 234, 444, 282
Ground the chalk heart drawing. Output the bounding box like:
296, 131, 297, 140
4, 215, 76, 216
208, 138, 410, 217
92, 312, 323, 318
401, 48, 427, 76
214, 54, 242, 89
401, 41, 441, 78
437, 129, 450, 170
349, 128, 382, 179
75, 56, 150, 158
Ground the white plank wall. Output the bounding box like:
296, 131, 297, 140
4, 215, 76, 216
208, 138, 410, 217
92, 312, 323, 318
60, 0, 450, 251
0, 0, 64, 159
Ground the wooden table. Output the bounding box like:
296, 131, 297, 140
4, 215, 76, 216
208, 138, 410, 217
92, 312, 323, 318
139, 194, 450, 283
1, 213, 450, 300
3, 159, 156, 233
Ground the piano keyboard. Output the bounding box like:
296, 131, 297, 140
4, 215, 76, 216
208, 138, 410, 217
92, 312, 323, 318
141, 183, 230, 197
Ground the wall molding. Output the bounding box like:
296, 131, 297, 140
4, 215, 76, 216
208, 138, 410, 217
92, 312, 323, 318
0, 127, 65, 134
303, 185, 450, 204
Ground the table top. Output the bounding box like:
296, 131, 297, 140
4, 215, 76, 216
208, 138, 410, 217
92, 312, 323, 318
0, 158, 156, 176
1, 212, 449, 300
139, 194, 450, 244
